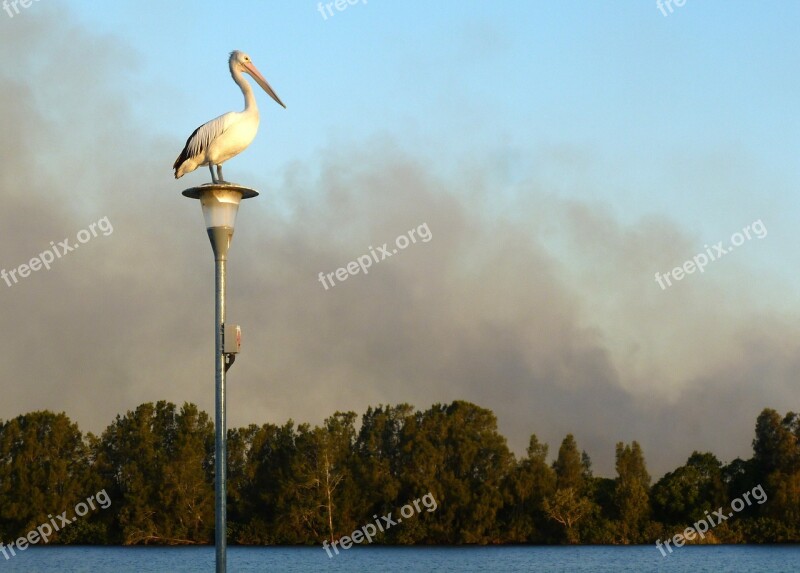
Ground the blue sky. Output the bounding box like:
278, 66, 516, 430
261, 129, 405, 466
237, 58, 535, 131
65, 0, 799, 233
1, 1, 799, 475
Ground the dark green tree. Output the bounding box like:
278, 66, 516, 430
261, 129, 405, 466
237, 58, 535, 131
0, 411, 94, 542
500, 434, 556, 542
226, 423, 261, 542
544, 434, 595, 543
613, 441, 650, 543
652, 451, 727, 525
350, 404, 413, 537
553, 434, 585, 491
750, 409, 800, 537
398, 401, 511, 544
753, 409, 798, 476
292, 412, 358, 544
93, 401, 213, 544
239, 421, 309, 544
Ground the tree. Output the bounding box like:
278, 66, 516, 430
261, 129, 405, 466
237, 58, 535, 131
226, 423, 261, 542
159, 403, 214, 542
653, 452, 727, 525
399, 401, 512, 544
0, 411, 94, 542
613, 441, 650, 543
233, 421, 307, 544
500, 434, 556, 542
292, 412, 358, 543
753, 409, 798, 477
543, 488, 593, 544
350, 404, 413, 535
545, 435, 595, 543
93, 401, 213, 544
553, 434, 585, 491
751, 409, 800, 535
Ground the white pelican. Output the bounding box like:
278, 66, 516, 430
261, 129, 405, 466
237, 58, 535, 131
174, 50, 285, 184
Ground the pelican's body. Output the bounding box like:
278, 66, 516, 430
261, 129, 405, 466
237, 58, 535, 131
174, 51, 285, 183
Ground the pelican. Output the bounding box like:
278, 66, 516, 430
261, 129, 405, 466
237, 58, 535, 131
173, 50, 285, 184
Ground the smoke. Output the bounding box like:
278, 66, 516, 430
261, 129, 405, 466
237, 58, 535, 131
1, 7, 796, 477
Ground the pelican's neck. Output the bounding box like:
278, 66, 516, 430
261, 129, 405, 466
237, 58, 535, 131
231, 67, 258, 113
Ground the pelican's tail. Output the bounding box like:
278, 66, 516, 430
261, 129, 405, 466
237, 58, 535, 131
174, 157, 199, 179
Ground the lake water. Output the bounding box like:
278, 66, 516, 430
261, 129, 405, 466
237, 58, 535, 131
2, 545, 798, 572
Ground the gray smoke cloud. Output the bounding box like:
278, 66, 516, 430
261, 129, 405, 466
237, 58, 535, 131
1, 7, 795, 477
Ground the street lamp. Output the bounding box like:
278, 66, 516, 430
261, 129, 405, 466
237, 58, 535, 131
182, 182, 257, 573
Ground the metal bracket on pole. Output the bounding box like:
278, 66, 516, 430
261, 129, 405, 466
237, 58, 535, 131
223, 324, 241, 373
224, 353, 236, 372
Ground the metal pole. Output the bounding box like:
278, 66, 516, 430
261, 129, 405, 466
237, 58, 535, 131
215, 253, 227, 573
209, 225, 232, 573
183, 185, 258, 572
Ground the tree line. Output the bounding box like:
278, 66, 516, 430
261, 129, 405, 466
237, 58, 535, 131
0, 400, 797, 546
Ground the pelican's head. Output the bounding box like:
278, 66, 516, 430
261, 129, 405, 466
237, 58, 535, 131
229, 50, 286, 109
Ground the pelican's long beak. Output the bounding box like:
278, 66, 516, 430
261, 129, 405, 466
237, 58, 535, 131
244, 61, 286, 109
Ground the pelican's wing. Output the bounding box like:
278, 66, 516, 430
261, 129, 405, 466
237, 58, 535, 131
173, 112, 238, 170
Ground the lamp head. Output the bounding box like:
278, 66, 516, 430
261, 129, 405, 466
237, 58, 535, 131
182, 184, 259, 260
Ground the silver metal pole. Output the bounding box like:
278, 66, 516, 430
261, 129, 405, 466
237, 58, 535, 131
214, 253, 227, 573
209, 226, 232, 573
183, 184, 258, 573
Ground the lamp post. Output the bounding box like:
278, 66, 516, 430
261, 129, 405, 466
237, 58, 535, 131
182, 182, 258, 573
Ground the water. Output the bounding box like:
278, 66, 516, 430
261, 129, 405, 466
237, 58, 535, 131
2, 545, 798, 572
